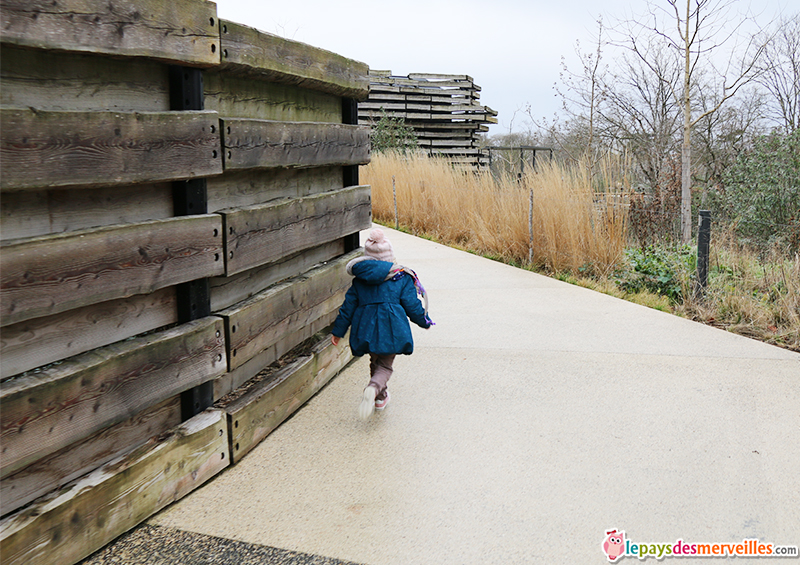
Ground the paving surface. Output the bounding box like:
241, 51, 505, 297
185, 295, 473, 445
87, 227, 799, 564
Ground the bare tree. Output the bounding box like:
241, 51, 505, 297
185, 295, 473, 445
529, 17, 609, 168
757, 14, 800, 133
617, 0, 769, 243
599, 40, 682, 192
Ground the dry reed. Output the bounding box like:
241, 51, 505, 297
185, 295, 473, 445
363, 151, 629, 274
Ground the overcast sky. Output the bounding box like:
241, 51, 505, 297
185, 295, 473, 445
213, 0, 792, 135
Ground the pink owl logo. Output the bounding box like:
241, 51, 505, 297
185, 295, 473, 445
602, 529, 625, 561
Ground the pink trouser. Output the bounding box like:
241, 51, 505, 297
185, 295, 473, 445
368, 353, 395, 400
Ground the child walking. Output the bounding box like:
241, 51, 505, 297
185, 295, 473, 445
331, 228, 433, 419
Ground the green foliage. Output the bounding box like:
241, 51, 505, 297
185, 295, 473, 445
721, 129, 800, 251
370, 110, 418, 154
613, 246, 695, 302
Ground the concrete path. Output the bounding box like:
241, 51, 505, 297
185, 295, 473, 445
106, 227, 800, 563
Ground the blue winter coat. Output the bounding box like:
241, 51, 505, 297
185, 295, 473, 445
331, 258, 431, 356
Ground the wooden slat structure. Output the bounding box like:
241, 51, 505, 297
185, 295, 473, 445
223, 334, 351, 464
358, 70, 497, 168
0, 2, 370, 562
0, 409, 229, 565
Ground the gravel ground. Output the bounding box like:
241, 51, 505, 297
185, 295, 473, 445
79, 524, 364, 565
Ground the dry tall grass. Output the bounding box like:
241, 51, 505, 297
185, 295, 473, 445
363, 151, 799, 352
363, 152, 629, 274
678, 234, 800, 351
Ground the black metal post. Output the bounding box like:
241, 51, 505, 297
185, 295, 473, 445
342, 98, 362, 253
695, 210, 711, 296
170, 66, 214, 420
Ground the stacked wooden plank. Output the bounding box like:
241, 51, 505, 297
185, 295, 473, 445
358, 71, 497, 168
0, 2, 370, 564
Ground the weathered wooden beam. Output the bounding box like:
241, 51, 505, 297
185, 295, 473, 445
0, 44, 171, 113
210, 239, 344, 312
221, 118, 369, 171
0, 287, 177, 379
219, 251, 357, 371
0, 108, 222, 191
219, 20, 368, 100
0, 395, 181, 517
206, 166, 342, 213
0, 183, 174, 242
0, 316, 226, 478
205, 71, 341, 123
0, 0, 221, 67
1, 215, 223, 326
0, 409, 229, 565
221, 186, 370, 276
214, 310, 337, 401
225, 336, 351, 463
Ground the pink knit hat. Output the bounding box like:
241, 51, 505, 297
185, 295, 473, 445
364, 228, 395, 261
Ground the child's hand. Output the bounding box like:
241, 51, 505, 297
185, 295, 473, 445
331, 335, 340, 346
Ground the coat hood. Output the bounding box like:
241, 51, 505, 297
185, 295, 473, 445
346, 256, 394, 285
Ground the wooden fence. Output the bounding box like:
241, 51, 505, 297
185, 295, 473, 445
358, 71, 497, 168
0, 1, 371, 563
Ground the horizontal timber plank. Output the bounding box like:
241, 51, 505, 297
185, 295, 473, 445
222, 186, 370, 275
369, 77, 475, 89
205, 72, 341, 123
210, 239, 344, 312
0, 0, 220, 67
0, 108, 222, 191
0, 287, 177, 379
0, 316, 226, 479
214, 310, 336, 400
0, 183, 173, 242
0, 409, 228, 565
1, 215, 223, 326
220, 251, 358, 371
0, 44, 171, 113
407, 73, 474, 81
221, 118, 369, 171
0, 395, 181, 517
219, 20, 368, 99
226, 336, 351, 463
206, 166, 342, 213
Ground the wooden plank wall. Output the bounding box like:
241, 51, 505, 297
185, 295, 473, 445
358, 70, 498, 168
0, 2, 370, 563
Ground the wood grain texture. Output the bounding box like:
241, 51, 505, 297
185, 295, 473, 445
0, 44, 170, 112
222, 186, 370, 276
206, 166, 342, 213
1, 215, 223, 326
205, 72, 341, 123
219, 20, 368, 99
210, 239, 344, 312
0, 316, 226, 478
0, 409, 228, 565
213, 300, 338, 400
0, 183, 173, 242
0, 395, 181, 517
221, 118, 370, 171
0, 287, 177, 379
0, 108, 222, 191
0, 0, 221, 67
219, 251, 358, 371
225, 336, 351, 463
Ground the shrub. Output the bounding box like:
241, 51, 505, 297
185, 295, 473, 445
613, 246, 694, 302
369, 111, 419, 154
721, 129, 800, 251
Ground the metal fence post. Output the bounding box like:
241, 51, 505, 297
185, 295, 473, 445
695, 210, 711, 297
169, 66, 215, 421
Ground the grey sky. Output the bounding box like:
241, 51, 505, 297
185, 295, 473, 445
213, 0, 793, 135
